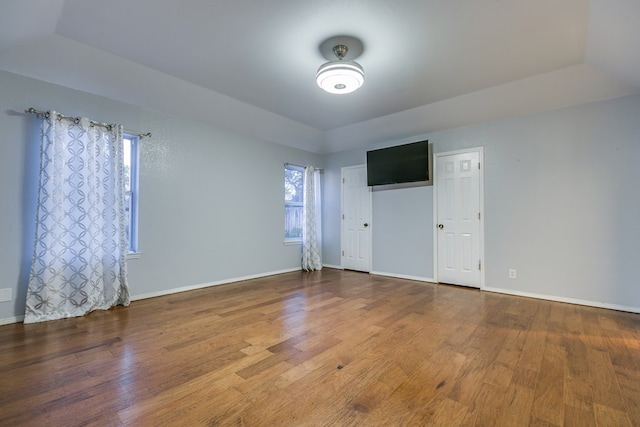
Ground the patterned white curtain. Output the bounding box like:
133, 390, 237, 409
24, 111, 130, 323
302, 166, 322, 271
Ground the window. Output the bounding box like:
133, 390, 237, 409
123, 135, 139, 254
284, 165, 304, 242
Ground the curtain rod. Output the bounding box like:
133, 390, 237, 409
25, 107, 152, 139
285, 162, 324, 172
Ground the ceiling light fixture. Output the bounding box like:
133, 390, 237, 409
316, 36, 365, 94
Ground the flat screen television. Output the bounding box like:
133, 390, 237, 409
366, 140, 431, 187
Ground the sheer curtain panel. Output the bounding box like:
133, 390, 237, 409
302, 166, 322, 271
24, 111, 130, 323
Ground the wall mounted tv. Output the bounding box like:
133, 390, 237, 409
366, 140, 432, 187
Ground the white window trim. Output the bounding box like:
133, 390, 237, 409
124, 134, 140, 256
284, 164, 304, 244
283, 239, 302, 246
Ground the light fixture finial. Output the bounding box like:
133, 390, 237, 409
333, 45, 348, 60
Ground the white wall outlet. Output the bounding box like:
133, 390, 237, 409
508, 269, 517, 279
0, 288, 11, 302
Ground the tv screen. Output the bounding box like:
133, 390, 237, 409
366, 140, 430, 186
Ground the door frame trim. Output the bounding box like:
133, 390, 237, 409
341, 164, 372, 272
433, 147, 485, 289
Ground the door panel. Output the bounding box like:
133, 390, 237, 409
342, 165, 371, 272
436, 150, 482, 287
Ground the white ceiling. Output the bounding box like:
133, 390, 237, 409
0, 0, 638, 153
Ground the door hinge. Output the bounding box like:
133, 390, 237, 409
342, 177, 345, 183
342, 214, 345, 220
342, 251, 344, 256
479, 260, 482, 271
478, 212, 481, 220
478, 162, 481, 169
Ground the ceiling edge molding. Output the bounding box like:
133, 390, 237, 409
322, 64, 640, 153
0, 34, 325, 153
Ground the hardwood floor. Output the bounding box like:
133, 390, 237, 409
1, 269, 639, 426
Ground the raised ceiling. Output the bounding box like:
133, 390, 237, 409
0, 0, 638, 153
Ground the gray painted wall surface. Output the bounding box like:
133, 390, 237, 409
321, 149, 434, 279
371, 186, 434, 279
1, 67, 639, 321
0, 70, 321, 321
323, 94, 640, 309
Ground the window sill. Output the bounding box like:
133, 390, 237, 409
127, 252, 141, 260
283, 240, 302, 246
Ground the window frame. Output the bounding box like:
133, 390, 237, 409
123, 134, 140, 255
284, 164, 304, 244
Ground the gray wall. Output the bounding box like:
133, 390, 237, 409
321, 149, 434, 278
323, 94, 640, 310
2, 67, 639, 321
0, 69, 321, 322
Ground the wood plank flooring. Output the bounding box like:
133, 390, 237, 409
1, 268, 639, 426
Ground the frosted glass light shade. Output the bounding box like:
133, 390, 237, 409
316, 60, 365, 94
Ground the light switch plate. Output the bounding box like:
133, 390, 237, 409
0, 288, 12, 302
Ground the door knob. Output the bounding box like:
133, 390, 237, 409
438, 224, 444, 229
364, 223, 369, 227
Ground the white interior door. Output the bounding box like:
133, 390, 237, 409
435, 149, 483, 288
342, 165, 371, 272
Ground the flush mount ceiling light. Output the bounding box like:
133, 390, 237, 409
316, 36, 365, 94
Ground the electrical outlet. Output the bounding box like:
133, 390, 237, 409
0, 288, 11, 302
508, 269, 517, 279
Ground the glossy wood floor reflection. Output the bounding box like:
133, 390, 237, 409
2, 269, 640, 426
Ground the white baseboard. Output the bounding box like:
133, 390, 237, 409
370, 271, 436, 283
0, 315, 24, 326
6, 271, 636, 324
483, 286, 640, 314
130, 267, 302, 302
0, 268, 303, 325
